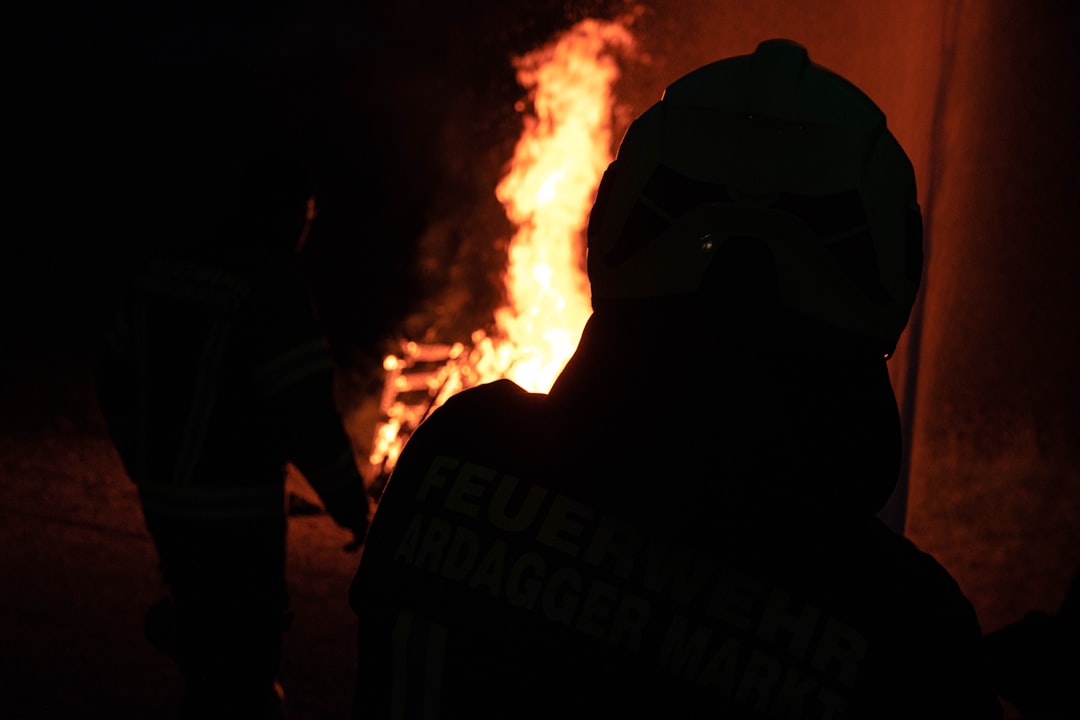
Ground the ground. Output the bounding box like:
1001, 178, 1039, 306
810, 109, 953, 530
0, 349, 361, 720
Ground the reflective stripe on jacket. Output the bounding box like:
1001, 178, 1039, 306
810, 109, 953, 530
97, 247, 364, 523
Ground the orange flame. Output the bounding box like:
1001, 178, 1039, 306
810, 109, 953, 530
366, 17, 636, 479
488, 17, 636, 391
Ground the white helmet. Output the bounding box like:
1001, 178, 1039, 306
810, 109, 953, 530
587, 39, 923, 358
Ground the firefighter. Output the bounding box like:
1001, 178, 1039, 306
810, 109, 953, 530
96, 144, 371, 719
348, 39, 1003, 719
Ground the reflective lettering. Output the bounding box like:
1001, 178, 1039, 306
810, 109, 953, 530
467, 538, 508, 598
417, 455, 460, 502
393, 513, 425, 565
582, 515, 645, 578
818, 686, 848, 719
415, 517, 453, 573
395, 456, 868, 716
642, 545, 719, 604
541, 566, 582, 626
658, 615, 711, 679
488, 474, 547, 532
607, 592, 652, 653
506, 552, 546, 610
697, 635, 739, 694
575, 578, 620, 640
811, 617, 867, 688
708, 568, 765, 632
537, 494, 593, 557
735, 649, 782, 713
769, 668, 818, 717
446, 462, 492, 518
758, 589, 821, 660
440, 525, 480, 581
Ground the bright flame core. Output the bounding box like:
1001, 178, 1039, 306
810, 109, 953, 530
489, 17, 636, 392
367, 18, 635, 478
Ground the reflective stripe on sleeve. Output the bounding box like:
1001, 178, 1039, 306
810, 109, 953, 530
172, 319, 231, 487
134, 258, 251, 313
254, 338, 334, 400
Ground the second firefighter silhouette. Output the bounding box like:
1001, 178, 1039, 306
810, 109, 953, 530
348, 40, 1003, 719
96, 147, 371, 719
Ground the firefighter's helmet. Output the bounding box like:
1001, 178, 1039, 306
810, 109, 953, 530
586, 38, 923, 358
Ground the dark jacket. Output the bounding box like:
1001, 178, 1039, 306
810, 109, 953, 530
350, 310, 1002, 719
96, 245, 367, 531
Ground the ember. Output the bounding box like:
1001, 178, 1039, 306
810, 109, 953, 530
366, 17, 637, 489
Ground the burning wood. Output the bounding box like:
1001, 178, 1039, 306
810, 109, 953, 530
366, 16, 637, 491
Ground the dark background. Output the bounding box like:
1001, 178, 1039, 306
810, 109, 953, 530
4, 1, 1079, 718
12, 0, 614, 359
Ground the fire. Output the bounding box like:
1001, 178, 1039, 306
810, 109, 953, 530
365, 17, 636, 483
492, 17, 636, 392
